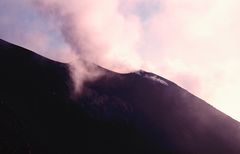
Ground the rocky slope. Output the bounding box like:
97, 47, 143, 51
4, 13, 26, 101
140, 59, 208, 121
0, 39, 240, 154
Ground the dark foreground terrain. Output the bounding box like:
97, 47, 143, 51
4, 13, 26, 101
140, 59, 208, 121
0, 39, 240, 154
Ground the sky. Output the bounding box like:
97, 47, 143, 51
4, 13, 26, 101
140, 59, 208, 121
1, 0, 240, 121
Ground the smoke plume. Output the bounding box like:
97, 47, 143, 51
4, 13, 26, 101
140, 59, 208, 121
30, 0, 146, 93
32, 0, 143, 70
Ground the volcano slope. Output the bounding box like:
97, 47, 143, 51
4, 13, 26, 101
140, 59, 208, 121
0, 39, 240, 154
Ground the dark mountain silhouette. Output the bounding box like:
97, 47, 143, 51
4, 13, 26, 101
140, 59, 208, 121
0, 39, 240, 154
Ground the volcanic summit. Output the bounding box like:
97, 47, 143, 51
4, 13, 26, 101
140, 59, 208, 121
0, 39, 240, 153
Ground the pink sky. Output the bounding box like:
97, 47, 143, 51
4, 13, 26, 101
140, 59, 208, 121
1, 0, 240, 121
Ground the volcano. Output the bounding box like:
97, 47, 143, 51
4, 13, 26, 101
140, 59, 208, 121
0, 39, 240, 154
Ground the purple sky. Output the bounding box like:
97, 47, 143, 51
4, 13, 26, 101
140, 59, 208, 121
1, 0, 240, 121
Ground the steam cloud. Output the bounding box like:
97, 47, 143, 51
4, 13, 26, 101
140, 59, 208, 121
1, 0, 240, 121
30, 0, 147, 94
32, 0, 143, 70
